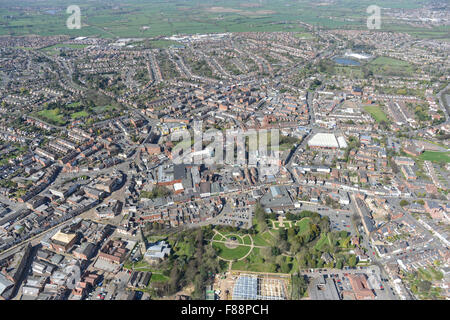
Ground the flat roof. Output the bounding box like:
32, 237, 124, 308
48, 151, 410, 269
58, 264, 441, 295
308, 133, 339, 148
51, 230, 76, 245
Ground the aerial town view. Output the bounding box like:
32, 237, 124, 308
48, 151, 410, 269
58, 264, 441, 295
0, 0, 449, 306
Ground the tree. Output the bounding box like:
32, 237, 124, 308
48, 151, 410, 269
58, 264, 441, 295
417, 280, 432, 293
169, 265, 180, 294
254, 203, 268, 232
291, 274, 309, 300
280, 262, 291, 273
348, 255, 357, 267
400, 200, 409, 207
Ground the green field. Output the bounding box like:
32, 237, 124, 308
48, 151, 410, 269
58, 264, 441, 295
242, 235, 252, 246
368, 56, 415, 77
150, 273, 169, 283
364, 105, 389, 123
0, 0, 445, 38
36, 108, 66, 125
212, 241, 251, 261
252, 232, 273, 247
419, 151, 450, 164
314, 233, 330, 251
71, 111, 89, 119
231, 248, 272, 273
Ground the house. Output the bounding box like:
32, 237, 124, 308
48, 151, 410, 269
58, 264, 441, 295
321, 252, 334, 264
144, 241, 171, 263
424, 201, 444, 220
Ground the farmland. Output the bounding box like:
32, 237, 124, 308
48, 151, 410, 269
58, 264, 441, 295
0, 0, 445, 39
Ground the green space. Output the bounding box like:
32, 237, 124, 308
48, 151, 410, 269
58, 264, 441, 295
212, 241, 251, 261
0, 0, 441, 38
231, 248, 271, 272
314, 233, 330, 251
368, 56, 415, 77
140, 185, 172, 200
294, 32, 314, 39
296, 218, 312, 235
418, 151, 450, 164
134, 226, 226, 299
224, 234, 244, 245
242, 235, 252, 246
364, 105, 389, 123
150, 273, 169, 283
404, 266, 445, 300
71, 110, 89, 119
252, 232, 273, 247
36, 108, 66, 126
212, 233, 225, 242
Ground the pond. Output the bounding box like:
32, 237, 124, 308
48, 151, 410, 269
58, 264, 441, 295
333, 57, 361, 66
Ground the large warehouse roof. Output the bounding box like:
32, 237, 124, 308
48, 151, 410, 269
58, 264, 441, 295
308, 133, 339, 148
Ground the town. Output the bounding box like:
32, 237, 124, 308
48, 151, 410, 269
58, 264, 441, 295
0, 19, 449, 301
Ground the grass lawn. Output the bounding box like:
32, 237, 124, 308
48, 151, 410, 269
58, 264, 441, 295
231, 248, 272, 273
37, 108, 66, 125
242, 235, 252, 246
212, 233, 225, 241
419, 151, 450, 164
294, 32, 314, 39
71, 111, 89, 119
150, 273, 169, 282
261, 231, 276, 245
295, 217, 312, 235
364, 106, 389, 123
368, 56, 414, 76
212, 241, 251, 261
93, 105, 117, 113
252, 232, 272, 247
314, 233, 330, 251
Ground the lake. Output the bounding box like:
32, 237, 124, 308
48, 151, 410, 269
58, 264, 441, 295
333, 57, 361, 66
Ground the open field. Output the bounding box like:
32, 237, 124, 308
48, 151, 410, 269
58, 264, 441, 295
36, 108, 66, 125
368, 56, 415, 77
419, 151, 450, 164
364, 105, 389, 123
0, 0, 446, 38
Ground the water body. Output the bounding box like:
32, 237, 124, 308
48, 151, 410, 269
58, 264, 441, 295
332, 57, 361, 66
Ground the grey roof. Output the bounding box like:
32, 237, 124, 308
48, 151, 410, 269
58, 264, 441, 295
310, 275, 341, 300
0, 273, 14, 295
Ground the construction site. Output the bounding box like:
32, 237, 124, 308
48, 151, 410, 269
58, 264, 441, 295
213, 271, 290, 300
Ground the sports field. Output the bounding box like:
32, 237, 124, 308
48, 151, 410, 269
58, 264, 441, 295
419, 151, 450, 164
